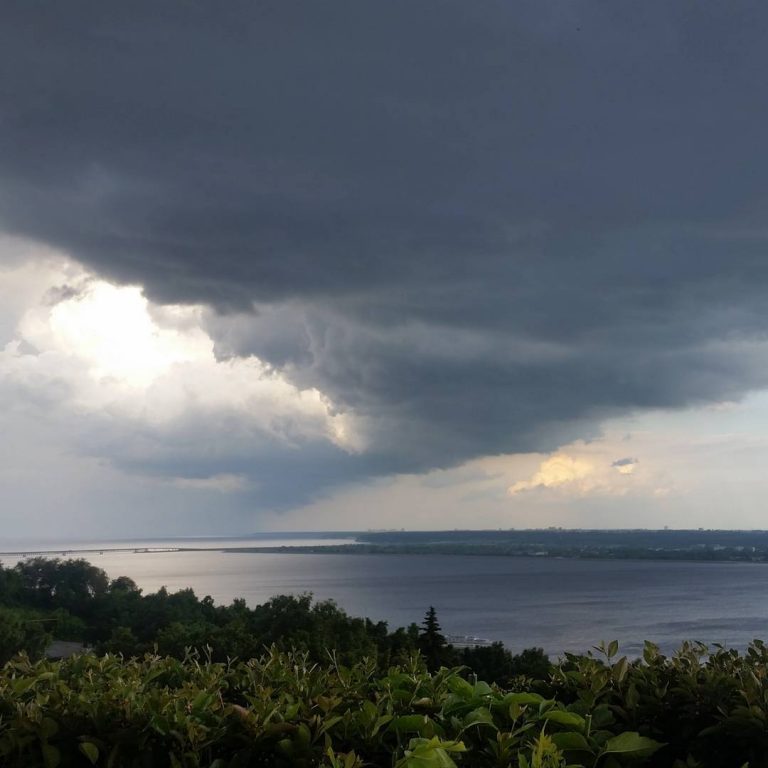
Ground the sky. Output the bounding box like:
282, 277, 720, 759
3, 2, 768, 537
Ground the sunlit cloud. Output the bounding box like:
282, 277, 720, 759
508, 454, 594, 495
44, 281, 207, 388
505, 444, 657, 500
0, 249, 363, 486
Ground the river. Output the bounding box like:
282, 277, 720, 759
4, 536, 768, 656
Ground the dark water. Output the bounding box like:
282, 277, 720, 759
7, 544, 767, 657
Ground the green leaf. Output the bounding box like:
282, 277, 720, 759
446, 676, 474, 698
551, 732, 593, 753
542, 710, 586, 730
106, 744, 121, 768
591, 705, 615, 728
12, 677, 38, 695
472, 681, 493, 697
391, 715, 437, 737
601, 731, 664, 758
79, 742, 99, 765
607, 640, 619, 658
612, 657, 629, 683
503, 693, 544, 707
41, 743, 61, 768
643, 641, 659, 664
191, 691, 213, 712
461, 707, 496, 731
396, 737, 466, 768
39, 717, 58, 740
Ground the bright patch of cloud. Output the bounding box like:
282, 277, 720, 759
0, 248, 363, 498
4, 259, 359, 443
44, 281, 207, 388
508, 454, 594, 494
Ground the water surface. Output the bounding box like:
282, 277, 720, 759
4, 542, 767, 656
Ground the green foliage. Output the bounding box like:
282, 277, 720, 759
0, 559, 423, 667
544, 639, 768, 767
3, 558, 768, 766
0, 559, 544, 685
0, 607, 50, 665
14, 558, 109, 612
0, 648, 666, 768
460, 644, 551, 688
2, 617, 768, 766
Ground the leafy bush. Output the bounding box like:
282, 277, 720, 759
0, 647, 667, 768
5, 639, 768, 767
548, 639, 768, 768
0, 607, 50, 665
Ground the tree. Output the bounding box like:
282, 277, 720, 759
0, 608, 50, 664
508, 647, 551, 680
14, 558, 109, 612
461, 642, 514, 685
109, 576, 141, 595
418, 606, 449, 671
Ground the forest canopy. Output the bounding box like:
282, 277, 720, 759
0, 557, 544, 683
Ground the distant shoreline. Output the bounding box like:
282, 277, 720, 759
215, 543, 768, 563
5, 540, 768, 565
6, 528, 768, 564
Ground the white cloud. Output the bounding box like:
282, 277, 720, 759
0, 243, 367, 532
505, 449, 647, 498
43, 281, 206, 388
1, 252, 360, 447
508, 454, 594, 495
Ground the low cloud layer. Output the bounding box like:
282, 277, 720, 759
3, 3, 768, 526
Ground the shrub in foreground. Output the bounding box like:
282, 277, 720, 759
13, 641, 764, 768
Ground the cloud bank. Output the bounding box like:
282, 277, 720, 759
3, 3, 768, 526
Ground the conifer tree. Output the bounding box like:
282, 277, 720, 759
418, 606, 447, 671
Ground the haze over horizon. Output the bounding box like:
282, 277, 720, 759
4, 2, 768, 536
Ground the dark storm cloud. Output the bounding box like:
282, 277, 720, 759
3, 0, 768, 504
65, 400, 408, 510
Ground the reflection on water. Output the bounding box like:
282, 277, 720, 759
3, 541, 768, 657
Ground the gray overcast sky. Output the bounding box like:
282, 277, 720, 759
3, 2, 768, 536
